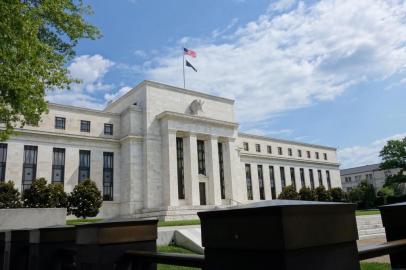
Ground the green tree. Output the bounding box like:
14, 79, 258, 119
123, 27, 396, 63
278, 185, 299, 200
315, 186, 331, 201
0, 0, 100, 140
298, 187, 316, 201
69, 179, 102, 219
48, 183, 69, 208
23, 178, 51, 207
329, 187, 346, 202
380, 137, 406, 192
348, 181, 376, 209
0, 181, 22, 208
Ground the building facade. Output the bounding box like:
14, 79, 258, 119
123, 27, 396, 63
0, 81, 341, 220
341, 163, 400, 192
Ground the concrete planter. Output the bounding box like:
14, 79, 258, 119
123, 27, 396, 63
0, 208, 66, 230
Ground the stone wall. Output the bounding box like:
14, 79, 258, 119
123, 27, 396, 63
0, 208, 67, 230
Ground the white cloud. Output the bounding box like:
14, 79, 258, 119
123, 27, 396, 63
68, 54, 114, 87
104, 86, 133, 102
144, 0, 406, 125
46, 54, 115, 108
269, 0, 297, 12
338, 133, 406, 169
212, 18, 239, 38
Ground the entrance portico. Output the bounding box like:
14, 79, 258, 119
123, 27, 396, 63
158, 111, 240, 209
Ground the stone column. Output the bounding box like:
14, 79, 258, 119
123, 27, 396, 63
223, 138, 241, 204
263, 165, 272, 200
161, 129, 179, 207
183, 133, 200, 206
206, 137, 221, 205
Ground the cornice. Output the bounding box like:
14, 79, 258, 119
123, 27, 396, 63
157, 111, 239, 129
145, 80, 235, 104
48, 103, 120, 117
238, 132, 337, 151
240, 152, 341, 167
10, 129, 120, 144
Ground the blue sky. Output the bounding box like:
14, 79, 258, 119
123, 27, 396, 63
46, 0, 406, 169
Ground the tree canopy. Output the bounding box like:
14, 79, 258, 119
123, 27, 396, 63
380, 137, 406, 190
0, 0, 100, 140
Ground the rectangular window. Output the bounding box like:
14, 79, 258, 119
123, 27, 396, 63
269, 166, 276, 199
104, 123, 113, 135
326, 170, 332, 190
307, 151, 311, 158
315, 152, 320, 159
103, 152, 114, 201
52, 148, 65, 185
80, 120, 91, 132
218, 142, 225, 199
55, 117, 65, 129
197, 140, 206, 175
258, 165, 265, 200
22, 146, 38, 192
298, 149, 302, 157
176, 138, 185, 199
278, 147, 283, 155
309, 169, 315, 189
323, 153, 328, 160
255, 144, 261, 152
243, 142, 249, 151
0, 144, 7, 182
290, 167, 296, 189
245, 164, 253, 200
280, 167, 286, 188
288, 148, 292, 156
78, 150, 91, 182
300, 168, 305, 188
318, 169, 323, 186
267, 145, 272, 154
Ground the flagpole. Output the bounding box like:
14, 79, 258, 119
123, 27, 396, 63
182, 52, 186, 88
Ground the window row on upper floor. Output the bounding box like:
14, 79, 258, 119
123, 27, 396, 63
242, 142, 329, 161
54, 117, 114, 135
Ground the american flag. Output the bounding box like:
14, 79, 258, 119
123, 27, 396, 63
184, 47, 197, 58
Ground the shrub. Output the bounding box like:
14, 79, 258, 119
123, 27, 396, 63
348, 181, 376, 209
69, 179, 102, 219
315, 186, 331, 201
23, 178, 51, 208
48, 183, 69, 208
387, 194, 406, 204
329, 187, 346, 202
0, 181, 22, 208
299, 187, 316, 201
376, 186, 395, 205
278, 185, 299, 200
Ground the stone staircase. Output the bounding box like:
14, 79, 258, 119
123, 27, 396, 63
357, 215, 385, 239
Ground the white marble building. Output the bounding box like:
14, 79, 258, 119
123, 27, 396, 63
0, 81, 341, 220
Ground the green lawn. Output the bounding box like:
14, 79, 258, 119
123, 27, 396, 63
360, 262, 390, 270
67, 212, 378, 227
157, 245, 196, 270
66, 218, 103, 225
158, 219, 200, 227
356, 210, 381, 216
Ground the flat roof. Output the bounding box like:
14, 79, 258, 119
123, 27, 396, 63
238, 132, 337, 151
340, 163, 381, 175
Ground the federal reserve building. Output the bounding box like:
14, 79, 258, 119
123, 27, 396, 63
0, 81, 341, 220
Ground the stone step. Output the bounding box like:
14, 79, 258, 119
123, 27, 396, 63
358, 228, 386, 236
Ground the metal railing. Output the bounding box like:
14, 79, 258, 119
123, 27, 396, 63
123, 240, 406, 270
358, 239, 406, 260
